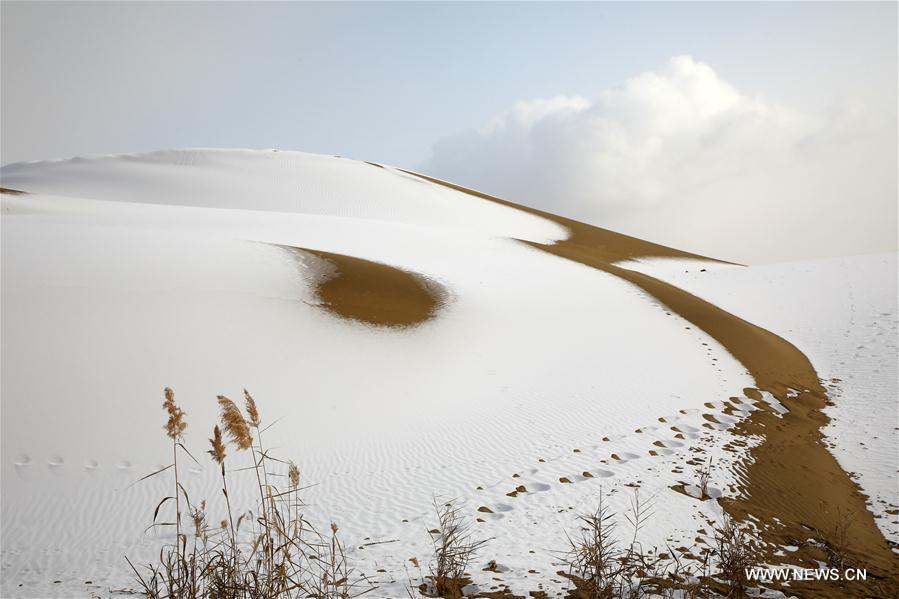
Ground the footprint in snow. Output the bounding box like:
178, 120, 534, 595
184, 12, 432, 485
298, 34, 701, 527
709, 422, 735, 431
477, 507, 506, 521
611, 452, 640, 462
47, 455, 64, 473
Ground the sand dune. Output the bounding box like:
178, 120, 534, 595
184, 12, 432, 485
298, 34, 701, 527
1, 149, 895, 598
404, 171, 898, 592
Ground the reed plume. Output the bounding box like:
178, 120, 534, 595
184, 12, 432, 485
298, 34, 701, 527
192, 501, 207, 539
244, 388, 261, 427
207, 425, 226, 465
163, 387, 187, 441
288, 461, 301, 489
216, 395, 253, 450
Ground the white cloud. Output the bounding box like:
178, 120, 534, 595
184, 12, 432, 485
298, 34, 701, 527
423, 56, 896, 264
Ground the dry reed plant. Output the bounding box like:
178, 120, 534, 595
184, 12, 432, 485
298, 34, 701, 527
413, 498, 488, 598
217, 395, 253, 450
560, 489, 769, 599
695, 458, 713, 501
562, 491, 670, 599
819, 507, 853, 571
710, 514, 760, 597
564, 495, 621, 598
126, 388, 374, 599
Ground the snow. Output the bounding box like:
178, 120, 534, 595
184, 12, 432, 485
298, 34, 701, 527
0, 149, 568, 244
1, 149, 888, 597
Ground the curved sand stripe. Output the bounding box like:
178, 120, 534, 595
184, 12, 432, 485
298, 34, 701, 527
403, 170, 897, 594
283, 245, 446, 328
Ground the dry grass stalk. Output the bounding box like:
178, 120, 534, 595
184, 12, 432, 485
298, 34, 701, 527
696, 457, 713, 500
235, 390, 278, 580
557, 480, 782, 599
417, 498, 488, 597
564, 494, 622, 598
712, 513, 760, 596
664, 545, 711, 599
821, 507, 853, 571
161, 387, 188, 582
127, 388, 374, 599
562, 490, 717, 599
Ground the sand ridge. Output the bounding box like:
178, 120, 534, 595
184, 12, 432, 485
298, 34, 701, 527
397, 169, 730, 265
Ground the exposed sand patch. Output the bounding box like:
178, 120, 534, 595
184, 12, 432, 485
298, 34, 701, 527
0, 187, 27, 194
404, 170, 897, 594
281, 245, 446, 328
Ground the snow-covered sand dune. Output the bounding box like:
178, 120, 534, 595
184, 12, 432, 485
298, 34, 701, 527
619, 254, 899, 545
1, 149, 895, 597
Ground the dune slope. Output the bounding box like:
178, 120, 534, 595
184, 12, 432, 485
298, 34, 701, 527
1, 149, 894, 598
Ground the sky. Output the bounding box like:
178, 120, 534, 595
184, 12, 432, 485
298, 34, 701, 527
1, 1, 895, 264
